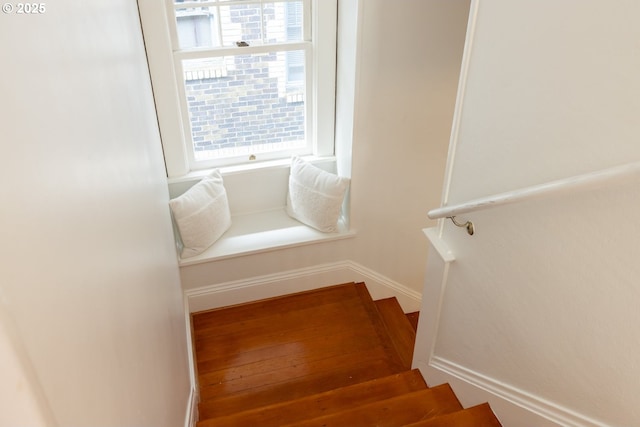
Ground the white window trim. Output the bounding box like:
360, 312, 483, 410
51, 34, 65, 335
138, 0, 337, 178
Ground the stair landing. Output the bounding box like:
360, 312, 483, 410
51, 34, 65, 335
193, 282, 406, 418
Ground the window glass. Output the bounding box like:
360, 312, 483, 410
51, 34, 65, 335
182, 51, 307, 162
175, 7, 219, 49
174, 1, 309, 165
175, 1, 305, 50
262, 1, 304, 44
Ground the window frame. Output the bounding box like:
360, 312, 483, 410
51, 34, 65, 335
138, 0, 337, 178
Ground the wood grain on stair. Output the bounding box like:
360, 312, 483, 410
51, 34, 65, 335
279, 384, 462, 427
406, 311, 420, 332
375, 297, 417, 369
192, 281, 501, 427
197, 370, 427, 427
199, 358, 401, 420
193, 283, 362, 339
403, 403, 502, 427
194, 300, 380, 373
193, 282, 406, 418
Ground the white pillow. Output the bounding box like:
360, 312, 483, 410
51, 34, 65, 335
286, 156, 350, 233
169, 170, 231, 258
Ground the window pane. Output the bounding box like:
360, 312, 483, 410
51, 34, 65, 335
175, 7, 219, 49
218, 3, 262, 46
183, 51, 307, 162
172, 2, 305, 49
262, 1, 304, 43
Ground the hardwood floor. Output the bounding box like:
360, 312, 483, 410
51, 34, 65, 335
406, 311, 420, 332
191, 282, 501, 426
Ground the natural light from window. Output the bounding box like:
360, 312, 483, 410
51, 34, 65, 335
138, 0, 336, 177
172, 0, 311, 167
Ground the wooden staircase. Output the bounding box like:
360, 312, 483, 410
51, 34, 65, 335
191, 282, 501, 426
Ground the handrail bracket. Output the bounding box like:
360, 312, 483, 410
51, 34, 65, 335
448, 216, 475, 236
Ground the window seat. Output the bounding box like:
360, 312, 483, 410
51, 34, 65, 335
169, 158, 353, 267
178, 208, 355, 267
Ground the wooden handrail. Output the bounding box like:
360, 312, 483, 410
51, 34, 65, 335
429, 161, 640, 220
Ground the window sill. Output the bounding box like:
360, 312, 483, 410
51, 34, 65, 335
167, 155, 336, 185
178, 208, 356, 267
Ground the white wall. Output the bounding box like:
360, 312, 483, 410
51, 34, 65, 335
415, 1, 640, 426
348, 0, 470, 289
0, 2, 190, 426
179, 0, 470, 308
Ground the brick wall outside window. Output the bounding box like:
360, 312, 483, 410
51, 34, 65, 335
183, 2, 306, 156
185, 60, 305, 153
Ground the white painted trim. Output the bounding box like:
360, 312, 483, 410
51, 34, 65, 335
184, 261, 352, 312
430, 160, 640, 220
412, 227, 454, 373
183, 386, 197, 427
438, 0, 480, 227
429, 357, 608, 427
425, 260, 452, 365
345, 261, 422, 310
312, 0, 338, 158
183, 260, 422, 313
182, 295, 198, 427
137, 0, 190, 177
423, 228, 455, 263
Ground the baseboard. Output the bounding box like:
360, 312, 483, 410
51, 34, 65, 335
344, 261, 422, 312
183, 295, 198, 427
422, 356, 605, 427
184, 260, 422, 313
183, 386, 197, 427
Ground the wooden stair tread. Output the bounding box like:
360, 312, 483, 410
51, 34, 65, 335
198, 347, 400, 404
199, 358, 402, 419
375, 297, 417, 369
195, 304, 383, 372
192, 282, 361, 335
278, 384, 462, 427
406, 311, 420, 332
403, 403, 502, 427
195, 282, 407, 418
197, 370, 428, 427
353, 283, 407, 370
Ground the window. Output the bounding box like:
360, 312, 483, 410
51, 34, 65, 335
139, 0, 337, 177
175, 6, 218, 49
285, 2, 304, 86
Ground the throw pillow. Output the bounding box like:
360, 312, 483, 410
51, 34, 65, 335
169, 169, 231, 258
286, 156, 350, 233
